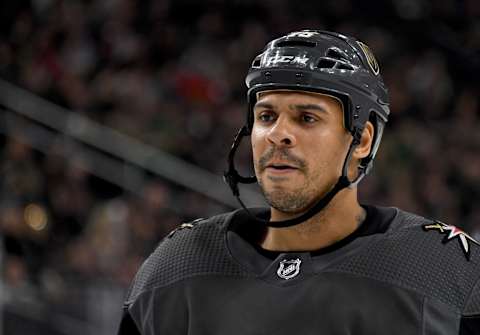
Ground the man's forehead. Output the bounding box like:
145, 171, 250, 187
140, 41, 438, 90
255, 90, 342, 110
257, 89, 323, 99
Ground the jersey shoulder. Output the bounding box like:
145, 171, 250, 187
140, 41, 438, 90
465, 276, 480, 316
331, 208, 480, 311
391, 209, 480, 263
124, 210, 249, 305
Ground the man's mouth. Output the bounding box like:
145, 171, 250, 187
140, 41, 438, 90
265, 162, 299, 172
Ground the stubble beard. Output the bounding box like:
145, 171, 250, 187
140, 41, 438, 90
258, 169, 326, 214
261, 183, 314, 214
255, 146, 331, 214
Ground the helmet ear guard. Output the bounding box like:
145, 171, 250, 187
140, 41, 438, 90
224, 30, 390, 227
223, 126, 256, 197
360, 113, 385, 176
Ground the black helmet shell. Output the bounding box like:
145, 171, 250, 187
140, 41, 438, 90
245, 30, 390, 174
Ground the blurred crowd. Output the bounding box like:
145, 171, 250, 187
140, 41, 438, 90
0, 0, 479, 331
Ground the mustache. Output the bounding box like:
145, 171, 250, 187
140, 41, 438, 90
258, 146, 307, 171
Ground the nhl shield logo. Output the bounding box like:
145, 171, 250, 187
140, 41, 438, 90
277, 258, 302, 280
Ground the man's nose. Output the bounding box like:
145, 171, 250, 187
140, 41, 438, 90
266, 117, 296, 147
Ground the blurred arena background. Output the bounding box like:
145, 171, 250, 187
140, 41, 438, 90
0, 0, 478, 334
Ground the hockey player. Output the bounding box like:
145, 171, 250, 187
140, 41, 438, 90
118, 30, 480, 334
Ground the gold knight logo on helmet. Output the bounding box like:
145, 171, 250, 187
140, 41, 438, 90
357, 41, 380, 76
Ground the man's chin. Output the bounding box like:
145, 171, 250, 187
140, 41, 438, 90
271, 205, 306, 215
263, 190, 310, 214
261, 177, 300, 192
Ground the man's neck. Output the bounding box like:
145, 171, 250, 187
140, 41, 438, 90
259, 188, 366, 252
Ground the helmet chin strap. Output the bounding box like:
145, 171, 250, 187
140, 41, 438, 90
224, 126, 365, 228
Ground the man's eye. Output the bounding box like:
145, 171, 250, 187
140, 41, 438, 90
257, 112, 275, 122
301, 114, 317, 123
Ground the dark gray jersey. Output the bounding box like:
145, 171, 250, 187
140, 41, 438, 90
118, 206, 480, 334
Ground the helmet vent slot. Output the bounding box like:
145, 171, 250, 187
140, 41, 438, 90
326, 47, 349, 61
316, 58, 337, 69
252, 58, 261, 68
336, 62, 355, 70
316, 57, 355, 71
276, 40, 317, 48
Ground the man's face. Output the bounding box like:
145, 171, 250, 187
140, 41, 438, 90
251, 90, 351, 214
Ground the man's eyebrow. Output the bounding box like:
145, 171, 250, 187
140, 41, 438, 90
254, 102, 275, 110
293, 104, 328, 113
253, 102, 328, 114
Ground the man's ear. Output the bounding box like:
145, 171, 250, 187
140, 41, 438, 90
353, 121, 374, 159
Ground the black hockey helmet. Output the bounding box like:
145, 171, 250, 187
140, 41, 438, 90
224, 30, 390, 227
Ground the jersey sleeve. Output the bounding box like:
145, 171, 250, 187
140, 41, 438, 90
460, 273, 480, 334
459, 316, 480, 334
117, 308, 141, 335
464, 279, 480, 316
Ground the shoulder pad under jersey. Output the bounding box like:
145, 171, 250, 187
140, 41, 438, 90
330, 209, 480, 311
124, 211, 249, 305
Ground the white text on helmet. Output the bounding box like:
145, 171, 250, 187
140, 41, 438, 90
287, 31, 318, 38
265, 55, 309, 67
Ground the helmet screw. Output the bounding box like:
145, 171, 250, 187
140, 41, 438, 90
354, 105, 361, 119
264, 71, 271, 77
